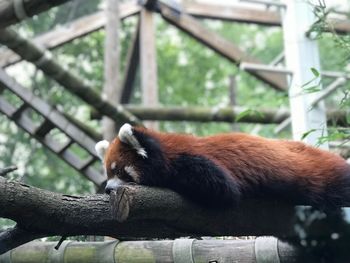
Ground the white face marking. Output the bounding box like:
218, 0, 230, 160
105, 177, 125, 191
118, 123, 148, 158
124, 166, 140, 183
95, 140, 110, 161
110, 162, 117, 170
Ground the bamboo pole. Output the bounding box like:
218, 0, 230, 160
0, 239, 302, 263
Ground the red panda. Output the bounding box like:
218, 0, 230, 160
95, 123, 350, 208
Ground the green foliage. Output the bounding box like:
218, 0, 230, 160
305, 1, 350, 144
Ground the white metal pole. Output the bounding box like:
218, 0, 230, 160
282, 0, 329, 149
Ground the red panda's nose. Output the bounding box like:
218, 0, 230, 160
104, 178, 124, 194
105, 186, 113, 194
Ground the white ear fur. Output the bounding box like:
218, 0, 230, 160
95, 140, 110, 161
118, 123, 147, 158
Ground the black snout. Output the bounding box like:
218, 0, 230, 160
105, 187, 113, 194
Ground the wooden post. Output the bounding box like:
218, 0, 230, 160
102, 0, 121, 141
229, 75, 239, 131
140, 7, 159, 130
120, 20, 140, 104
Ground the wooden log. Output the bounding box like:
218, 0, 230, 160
0, 2, 140, 68
0, 0, 70, 28
91, 105, 349, 127
1, 177, 350, 255
0, 28, 142, 127
0, 239, 301, 263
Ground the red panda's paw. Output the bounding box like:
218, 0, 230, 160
118, 123, 148, 158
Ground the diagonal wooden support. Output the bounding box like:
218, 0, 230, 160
0, 28, 143, 127
0, 97, 104, 185
0, 69, 97, 156
0, 2, 141, 68
120, 20, 140, 104
0, 69, 104, 186
154, 1, 288, 91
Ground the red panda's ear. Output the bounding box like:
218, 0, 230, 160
95, 140, 110, 161
118, 123, 147, 158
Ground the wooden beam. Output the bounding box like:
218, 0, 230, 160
102, 0, 121, 141
184, 2, 281, 26
1, 179, 349, 254
0, 28, 143, 127
183, 2, 350, 34
92, 105, 348, 126
0, 0, 70, 28
0, 2, 140, 68
229, 75, 239, 131
121, 105, 348, 126
140, 7, 159, 129
156, 1, 288, 91
120, 20, 140, 104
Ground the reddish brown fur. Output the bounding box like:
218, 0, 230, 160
141, 128, 348, 196
104, 126, 350, 206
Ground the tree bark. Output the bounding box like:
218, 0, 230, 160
2, 177, 348, 254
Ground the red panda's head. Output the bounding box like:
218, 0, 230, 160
95, 123, 167, 194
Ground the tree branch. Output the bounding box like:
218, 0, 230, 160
0, 177, 346, 254
0, 166, 17, 177
0, 226, 44, 254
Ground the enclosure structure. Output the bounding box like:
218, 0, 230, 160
0, 0, 349, 261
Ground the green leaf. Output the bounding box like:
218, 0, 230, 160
303, 84, 322, 93
301, 129, 317, 140
311, 67, 320, 77
301, 68, 321, 91
235, 109, 263, 122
